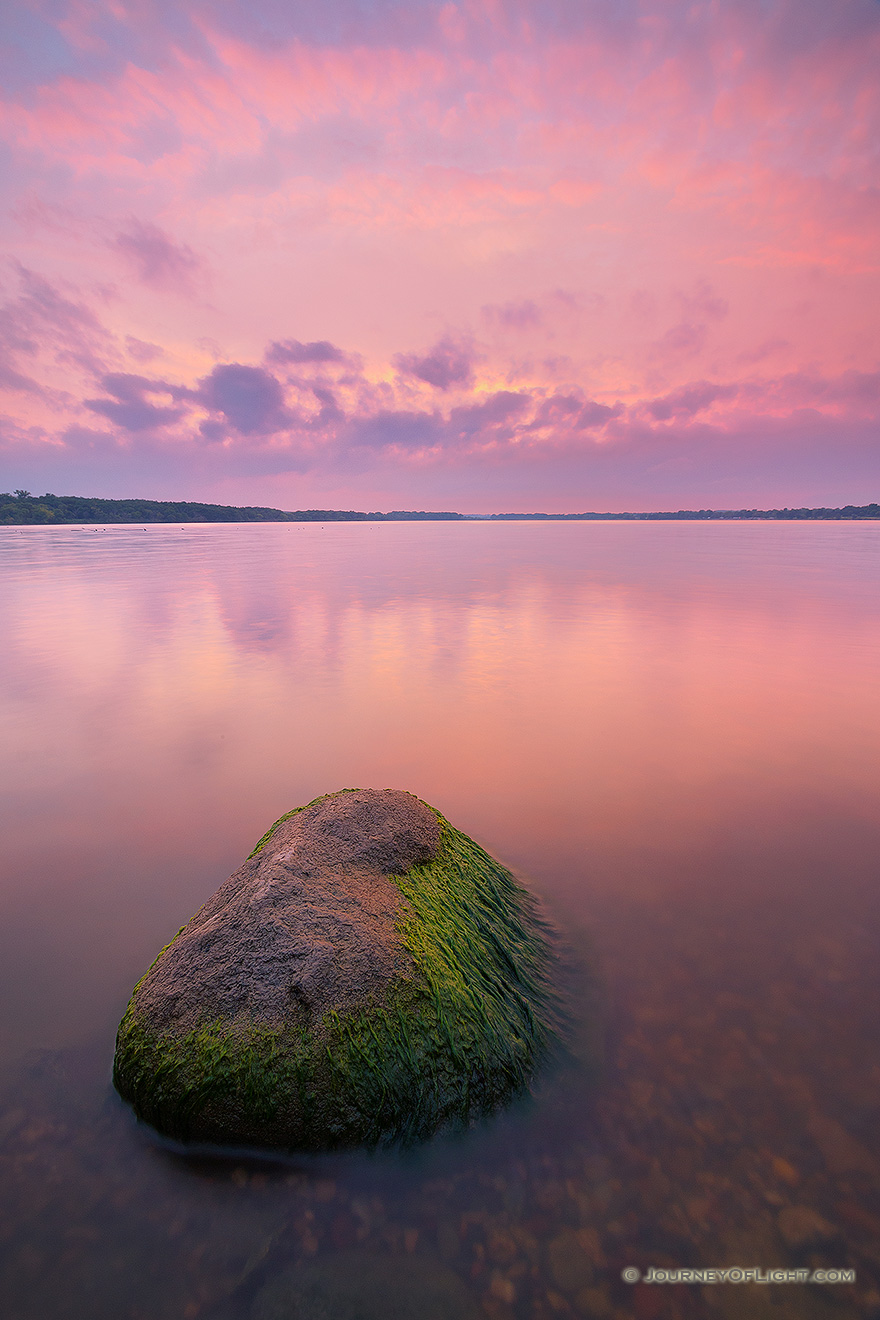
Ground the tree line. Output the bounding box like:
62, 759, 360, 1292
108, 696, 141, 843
0, 493, 464, 525
1, 490, 878, 525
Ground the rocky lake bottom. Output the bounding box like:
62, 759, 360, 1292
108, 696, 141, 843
3, 869, 879, 1320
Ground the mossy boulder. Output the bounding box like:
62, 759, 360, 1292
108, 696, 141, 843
114, 788, 557, 1150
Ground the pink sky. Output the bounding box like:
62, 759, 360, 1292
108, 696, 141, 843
1, 0, 878, 512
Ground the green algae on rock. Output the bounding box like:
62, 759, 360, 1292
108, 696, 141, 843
113, 789, 558, 1150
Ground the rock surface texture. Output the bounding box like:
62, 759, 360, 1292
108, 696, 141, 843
114, 789, 556, 1150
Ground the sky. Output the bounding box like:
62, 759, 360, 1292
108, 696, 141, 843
0, 0, 878, 513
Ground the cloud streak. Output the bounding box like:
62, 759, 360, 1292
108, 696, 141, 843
111, 220, 204, 295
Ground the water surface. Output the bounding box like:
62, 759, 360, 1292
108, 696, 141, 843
1, 522, 879, 1319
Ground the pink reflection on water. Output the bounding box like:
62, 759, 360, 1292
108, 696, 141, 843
0, 519, 878, 1061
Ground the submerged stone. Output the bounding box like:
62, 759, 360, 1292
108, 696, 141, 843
113, 788, 557, 1150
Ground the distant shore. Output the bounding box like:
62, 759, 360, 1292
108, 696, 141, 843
2, 491, 879, 526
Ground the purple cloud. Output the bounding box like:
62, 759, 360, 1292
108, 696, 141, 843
678, 280, 729, 323
578, 400, 619, 429
394, 337, 475, 391
654, 321, 708, 359
0, 265, 112, 382
447, 391, 529, 440
482, 300, 542, 330
125, 336, 164, 363
649, 283, 729, 363
265, 339, 348, 365
736, 339, 790, 365
84, 373, 183, 432
528, 391, 620, 433
197, 363, 291, 435
309, 385, 344, 428
348, 390, 529, 454
349, 409, 442, 450
0, 362, 41, 393
111, 220, 202, 294
646, 382, 740, 422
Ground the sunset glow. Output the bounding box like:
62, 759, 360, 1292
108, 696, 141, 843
1, 0, 878, 510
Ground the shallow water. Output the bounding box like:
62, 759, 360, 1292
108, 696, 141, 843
1, 521, 879, 1320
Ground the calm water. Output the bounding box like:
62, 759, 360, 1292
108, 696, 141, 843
1, 521, 879, 1320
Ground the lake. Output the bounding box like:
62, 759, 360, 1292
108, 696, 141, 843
1, 520, 879, 1320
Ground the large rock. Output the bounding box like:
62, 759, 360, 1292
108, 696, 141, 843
114, 789, 556, 1150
